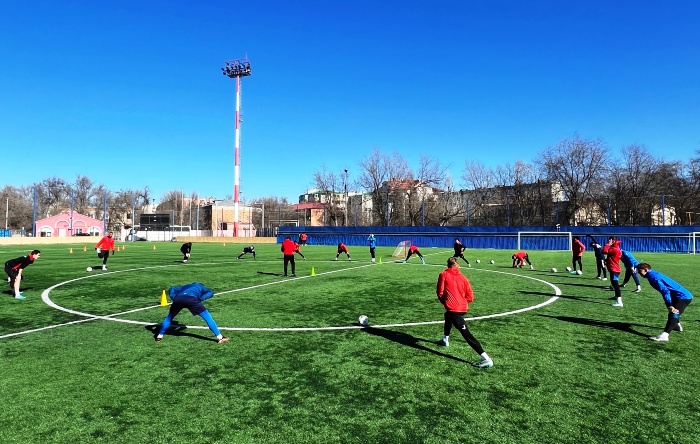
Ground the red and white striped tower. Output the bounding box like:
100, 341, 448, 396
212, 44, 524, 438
222, 57, 251, 237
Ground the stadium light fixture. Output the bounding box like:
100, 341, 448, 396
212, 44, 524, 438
222, 57, 251, 237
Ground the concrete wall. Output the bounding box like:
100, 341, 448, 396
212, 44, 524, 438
0, 236, 277, 246
174, 236, 277, 244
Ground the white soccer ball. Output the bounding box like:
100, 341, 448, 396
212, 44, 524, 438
565, 266, 572, 272
490, 260, 495, 264
476, 259, 480, 264
86, 267, 93, 272
551, 268, 557, 273
576, 270, 583, 275
358, 315, 369, 326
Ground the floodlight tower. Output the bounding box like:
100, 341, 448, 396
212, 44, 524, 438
221, 57, 251, 237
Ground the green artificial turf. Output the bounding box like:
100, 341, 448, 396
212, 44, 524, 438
1, 242, 698, 443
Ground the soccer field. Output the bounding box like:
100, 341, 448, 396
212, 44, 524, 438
1, 242, 699, 444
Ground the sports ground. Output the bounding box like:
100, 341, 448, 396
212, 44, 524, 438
1, 242, 699, 443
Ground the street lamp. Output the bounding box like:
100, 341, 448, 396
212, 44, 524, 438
344, 168, 348, 226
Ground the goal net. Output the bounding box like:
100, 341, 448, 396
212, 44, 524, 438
391, 240, 412, 258
517, 231, 572, 251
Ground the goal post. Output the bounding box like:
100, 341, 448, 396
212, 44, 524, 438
691, 232, 700, 254
391, 240, 412, 258
517, 231, 573, 251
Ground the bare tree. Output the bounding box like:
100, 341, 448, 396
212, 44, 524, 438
38, 177, 69, 217
356, 148, 398, 226
1, 185, 33, 231
536, 134, 608, 225
311, 166, 344, 226
72, 175, 97, 214
462, 161, 499, 225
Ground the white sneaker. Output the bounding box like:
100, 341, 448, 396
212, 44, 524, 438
183, 259, 187, 263
530, 265, 534, 270
649, 334, 669, 342
602, 278, 608, 281
674, 323, 683, 332
472, 358, 493, 368
334, 258, 338, 261
436, 337, 449, 347
102, 265, 107, 271
612, 302, 623, 307
596, 277, 602, 280
467, 263, 471, 268
633, 286, 641, 293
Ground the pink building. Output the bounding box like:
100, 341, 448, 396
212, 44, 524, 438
35, 212, 104, 237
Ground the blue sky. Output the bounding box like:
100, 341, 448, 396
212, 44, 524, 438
1, 1, 698, 203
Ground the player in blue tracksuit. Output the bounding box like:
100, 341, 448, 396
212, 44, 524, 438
620, 250, 641, 292
368, 234, 377, 263
155, 282, 229, 344
637, 263, 693, 342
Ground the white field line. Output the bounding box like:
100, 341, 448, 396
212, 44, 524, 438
1, 258, 560, 338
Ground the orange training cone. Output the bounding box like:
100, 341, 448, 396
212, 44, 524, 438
160, 290, 168, 306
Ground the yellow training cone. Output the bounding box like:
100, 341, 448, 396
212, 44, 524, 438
160, 290, 168, 306
311, 267, 315, 277
223, 243, 226, 247
69, 248, 73, 253
122, 244, 126, 250
116, 246, 120, 252
379, 257, 382, 264
83, 246, 87, 252
153, 245, 156, 250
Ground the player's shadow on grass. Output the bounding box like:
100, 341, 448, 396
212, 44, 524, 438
257, 271, 285, 277
144, 322, 217, 343
538, 314, 654, 337
517, 290, 610, 305
360, 326, 470, 364
3, 287, 34, 296
561, 282, 612, 290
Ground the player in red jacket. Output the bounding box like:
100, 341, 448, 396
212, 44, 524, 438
281, 236, 296, 277
512, 251, 533, 269
603, 237, 623, 307
335, 243, 351, 261
293, 241, 306, 260
436, 257, 493, 368
403, 245, 425, 264
95, 231, 115, 270
571, 236, 586, 274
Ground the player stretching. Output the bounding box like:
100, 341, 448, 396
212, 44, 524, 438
638, 263, 693, 342
237, 245, 256, 260
4, 250, 40, 300
452, 238, 471, 267
335, 243, 351, 261
511, 251, 533, 269
403, 245, 425, 264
